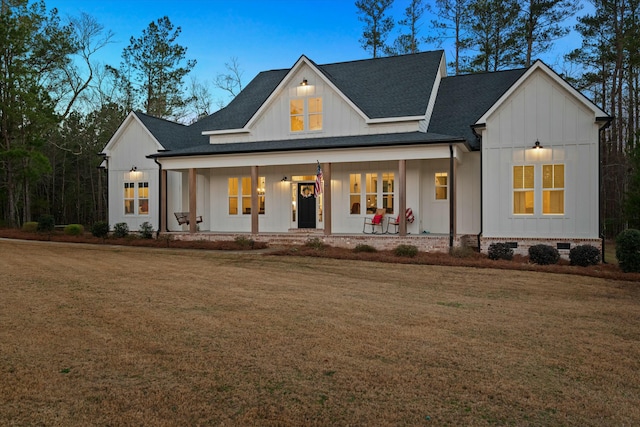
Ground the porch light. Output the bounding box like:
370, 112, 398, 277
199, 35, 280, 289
300, 78, 308, 86
281, 176, 288, 182
130, 166, 137, 172
532, 140, 543, 150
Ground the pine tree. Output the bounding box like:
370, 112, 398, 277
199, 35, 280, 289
355, 0, 395, 58
120, 16, 196, 120
518, 0, 582, 67
465, 0, 522, 72
393, 0, 426, 54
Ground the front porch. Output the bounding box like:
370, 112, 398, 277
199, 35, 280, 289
165, 230, 471, 253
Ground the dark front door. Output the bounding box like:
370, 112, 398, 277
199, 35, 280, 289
298, 183, 316, 229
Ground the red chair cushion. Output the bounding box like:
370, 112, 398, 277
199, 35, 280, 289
372, 214, 383, 224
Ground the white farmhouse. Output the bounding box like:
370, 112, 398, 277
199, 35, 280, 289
101, 51, 610, 254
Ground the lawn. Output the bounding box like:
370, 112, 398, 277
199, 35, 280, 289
1, 239, 638, 426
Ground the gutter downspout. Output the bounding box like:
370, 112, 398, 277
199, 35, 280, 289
471, 125, 483, 252
449, 144, 454, 248
597, 116, 613, 263
153, 158, 164, 235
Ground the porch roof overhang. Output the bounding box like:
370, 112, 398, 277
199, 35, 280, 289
149, 131, 469, 169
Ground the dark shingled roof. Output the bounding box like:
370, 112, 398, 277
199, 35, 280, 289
151, 131, 465, 158
135, 112, 189, 150
428, 68, 528, 150
317, 50, 444, 118
139, 51, 529, 156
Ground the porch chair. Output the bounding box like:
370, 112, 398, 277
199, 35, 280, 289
386, 208, 415, 234
174, 212, 203, 226
363, 208, 386, 234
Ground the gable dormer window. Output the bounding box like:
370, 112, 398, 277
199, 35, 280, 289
290, 96, 322, 132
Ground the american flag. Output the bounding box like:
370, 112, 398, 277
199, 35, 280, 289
315, 161, 323, 198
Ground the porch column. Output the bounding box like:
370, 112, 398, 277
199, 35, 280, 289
449, 145, 457, 247
160, 169, 167, 232
189, 168, 197, 233
251, 165, 259, 234
323, 162, 332, 236
399, 159, 407, 236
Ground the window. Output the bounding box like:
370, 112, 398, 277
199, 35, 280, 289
543, 164, 564, 214
382, 173, 394, 213
365, 173, 378, 213
228, 176, 265, 215
308, 97, 323, 130
289, 96, 322, 132
241, 177, 251, 214
138, 182, 149, 214
290, 99, 304, 131
124, 178, 148, 216
513, 166, 534, 214
435, 172, 448, 200
124, 182, 135, 215
349, 174, 361, 214
349, 172, 394, 214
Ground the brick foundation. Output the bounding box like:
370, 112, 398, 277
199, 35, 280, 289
165, 232, 603, 258
480, 237, 602, 259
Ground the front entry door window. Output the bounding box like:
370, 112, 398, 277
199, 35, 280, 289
297, 183, 316, 228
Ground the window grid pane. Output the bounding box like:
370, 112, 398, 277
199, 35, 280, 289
435, 172, 448, 200
349, 174, 361, 215
382, 173, 394, 213
513, 166, 534, 214
543, 164, 564, 214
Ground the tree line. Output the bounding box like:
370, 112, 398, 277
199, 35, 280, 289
1, 0, 639, 237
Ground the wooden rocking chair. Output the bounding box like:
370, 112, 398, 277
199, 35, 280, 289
363, 208, 386, 234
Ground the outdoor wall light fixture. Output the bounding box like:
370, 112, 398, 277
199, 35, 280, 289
532, 140, 543, 149
281, 176, 288, 182
300, 78, 308, 86
130, 166, 137, 172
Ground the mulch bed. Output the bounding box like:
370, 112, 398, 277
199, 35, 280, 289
1, 228, 638, 282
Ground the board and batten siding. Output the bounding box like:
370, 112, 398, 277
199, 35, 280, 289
106, 118, 160, 231
207, 63, 421, 145
481, 68, 599, 239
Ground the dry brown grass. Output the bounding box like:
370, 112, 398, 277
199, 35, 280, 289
1, 239, 639, 426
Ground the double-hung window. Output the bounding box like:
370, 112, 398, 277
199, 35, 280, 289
123, 173, 149, 216
435, 172, 448, 200
543, 164, 564, 214
513, 166, 535, 214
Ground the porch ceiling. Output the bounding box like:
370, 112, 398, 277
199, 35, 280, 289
153, 132, 468, 169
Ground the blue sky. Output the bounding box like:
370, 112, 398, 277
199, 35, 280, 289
48, 0, 590, 104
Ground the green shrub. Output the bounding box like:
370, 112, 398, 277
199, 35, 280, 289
37, 214, 55, 233
139, 221, 154, 239
91, 221, 110, 239
528, 244, 560, 265
22, 222, 38, 233
354, 244, 377, 253
305, 237, 326, 250
234, 235, 255, 248
113, 222, 129, 238
394, 244, 418, 258
569, 245, 600, 267
64, 224, 84, 236
616, 229, 640, 273
488, 243, 514, 261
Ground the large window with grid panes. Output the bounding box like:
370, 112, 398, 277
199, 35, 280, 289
349, 172, 394, 214
513, 164, 564, 215
228, 176, 266, 215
